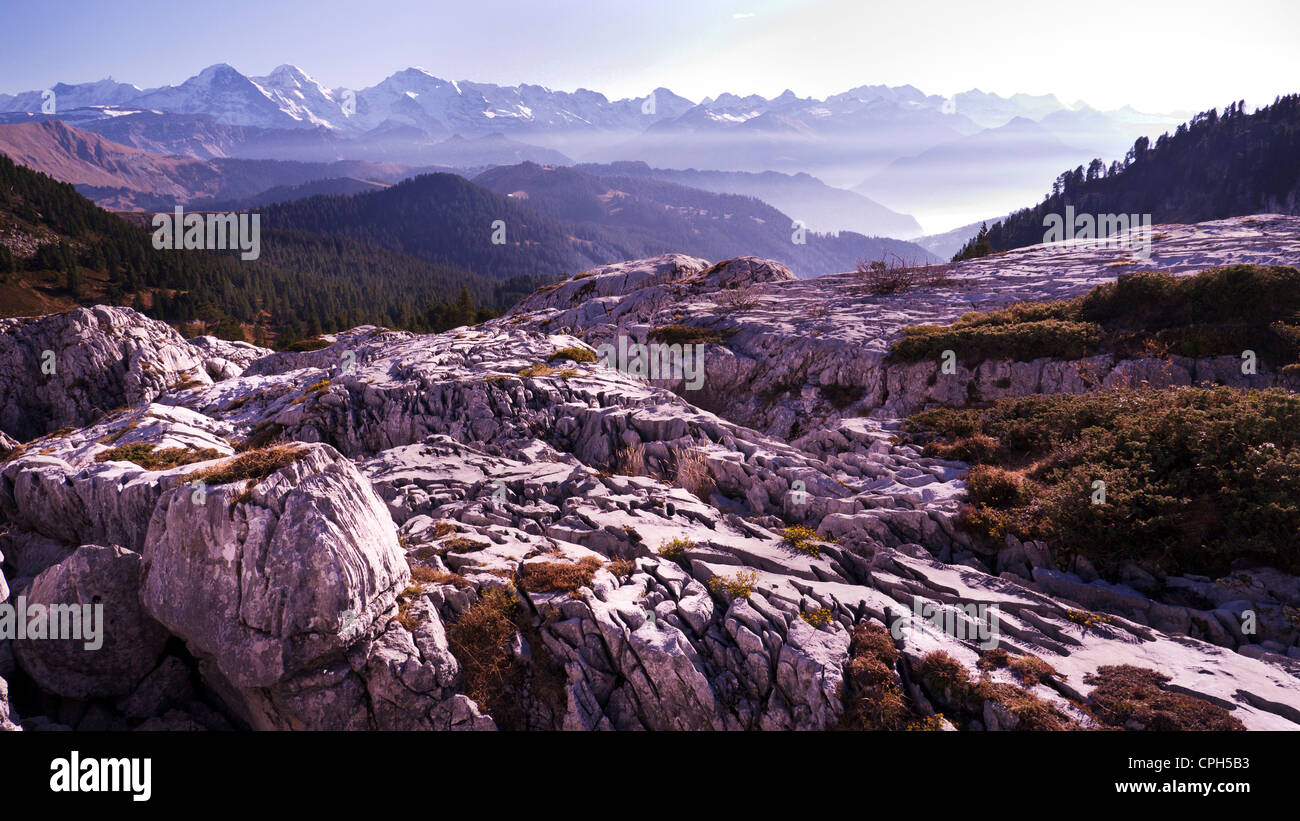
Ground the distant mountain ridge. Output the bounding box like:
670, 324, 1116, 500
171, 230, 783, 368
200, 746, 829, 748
473, 162, 934, 275
575, 161, 922, 238
0, 64, 1180, 205
0, 121, 425, 209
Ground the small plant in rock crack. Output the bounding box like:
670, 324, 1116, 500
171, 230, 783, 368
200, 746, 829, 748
615, 442, 647, 477
977, 648, 1064, 686
1064, 608, 1114, 631
707, 570, 758, 599
409, 564, 471, 588
517, 556, 604, 595
548, 346, 597, 363
443, 536, 488, 552
658, 537, 694, 560
671, 446, 715, 500
517, 363, 559, 378
396, 584, 428, 631
799, 606, 833, 627
606, 559, 636, 579
782, 524, 830, 557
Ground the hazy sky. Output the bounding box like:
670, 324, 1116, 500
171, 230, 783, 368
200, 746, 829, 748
2, 0, 1296, 113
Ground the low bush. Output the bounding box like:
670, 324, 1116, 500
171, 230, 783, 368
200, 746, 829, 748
918, 651, 1076, 730
889, 264, 1300, 368
96, 443, 223, 471
1083, 665, 1244, 731
905, 386, 1300, 575
838, 623, 913, 730
517, 556, 603, 594
548, 346, 597, 363
649, 324, 724, 346
280, 337, 333, 352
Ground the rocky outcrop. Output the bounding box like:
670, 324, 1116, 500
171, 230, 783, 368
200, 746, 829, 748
879, 353, 1299, 417
500, 216, 1300, 439
1, 216, 1298, 731
0, 306, 264, 443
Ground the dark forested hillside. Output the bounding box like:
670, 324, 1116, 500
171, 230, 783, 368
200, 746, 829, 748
0, 155, 537, 343
473, 162, 936, 274
260, 172, 605, 280
954, 95, 1300, 259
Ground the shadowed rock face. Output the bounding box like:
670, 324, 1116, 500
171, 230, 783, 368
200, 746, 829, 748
0, 215, 1299, 732
14, 544, 169, 699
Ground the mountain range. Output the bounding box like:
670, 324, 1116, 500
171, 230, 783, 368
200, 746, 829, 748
0, 63, 1183, 233
0, 120, 931, 272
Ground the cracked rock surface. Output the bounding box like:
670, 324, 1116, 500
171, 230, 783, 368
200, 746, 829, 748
0, 215, 1298, 731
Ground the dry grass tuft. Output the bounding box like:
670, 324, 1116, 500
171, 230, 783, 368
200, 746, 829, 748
517, 556, 604, 594
190, 444, 307, 486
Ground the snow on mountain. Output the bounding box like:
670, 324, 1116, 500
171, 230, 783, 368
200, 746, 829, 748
251, 64, 348, 129
0, 77, 144, 114
130, 63, 307, 129
0, 63, 1178, 153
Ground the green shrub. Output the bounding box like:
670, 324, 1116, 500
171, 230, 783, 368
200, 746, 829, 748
889, 265, 1300, 368
97, 443, 223, 471
890, 319, 1102, 366
906, 386, 1300, 575
548, 346, 597, 363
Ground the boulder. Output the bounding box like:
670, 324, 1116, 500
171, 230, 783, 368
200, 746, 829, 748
140, 443, 409, 689
14, 544, 168, 698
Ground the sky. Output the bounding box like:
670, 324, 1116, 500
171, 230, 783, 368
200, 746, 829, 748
1, 0, 1297, 114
